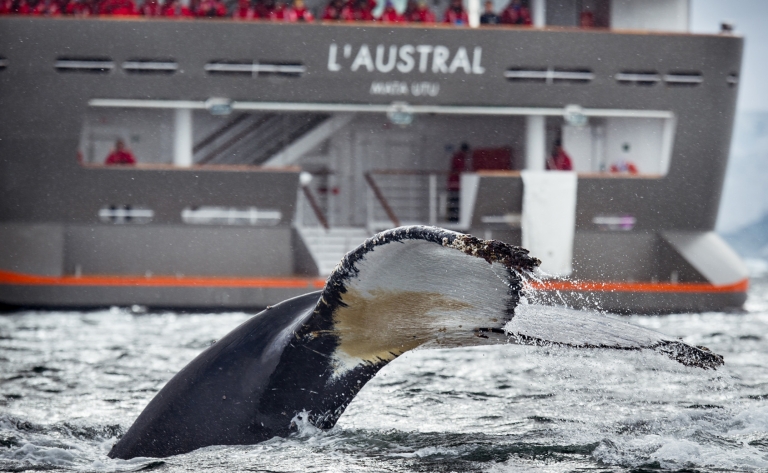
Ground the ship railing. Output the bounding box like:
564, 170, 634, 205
364, 169, 455, 232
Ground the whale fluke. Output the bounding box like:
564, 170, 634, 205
108, 226, 723, 460
503, 304, 723, 369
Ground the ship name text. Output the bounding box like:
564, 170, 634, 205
328, 44, 485, 75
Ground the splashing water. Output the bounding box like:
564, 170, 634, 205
1, 273, 767, 472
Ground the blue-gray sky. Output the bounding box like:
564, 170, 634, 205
692, 0, 768, 112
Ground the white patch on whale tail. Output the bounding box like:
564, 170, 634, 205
319, 226, 722, 373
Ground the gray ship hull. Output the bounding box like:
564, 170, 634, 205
0, 18, 748, 312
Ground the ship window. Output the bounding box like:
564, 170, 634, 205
181, 206, 282, 226
99, 206, 154, 224
123, 59, 178, 75
504, 67, 593, 84
615, 71, 661, 86
0, 57, 7, 71
727, 73, 739, 87
255, 62, 305, 78
55, 57, 114, 74
204, 61, 305, 78
664, 71, 702, 87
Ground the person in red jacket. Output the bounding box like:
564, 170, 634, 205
269, 0, 295, 21
378, 0, 401, 22
341, 0, 373, 21
105, 140, 137, 166
253, 0, 273, 17
321, 0, 342, 19
442, 0, 467, 25
100, 0, 138, 15
233, 0, 257, 19
291, 0, 312, 21
546, 140, 573, 171
139, 0, 161, 15
5, 0, 32, 14
63, 0, 92, 15
196, 0, 226, 17
31, 0, 62, 15
499, 0, 530, 25
161, 0, 192, 16
403, 0, 433, 22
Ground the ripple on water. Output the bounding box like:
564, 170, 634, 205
0, 276, 766, 472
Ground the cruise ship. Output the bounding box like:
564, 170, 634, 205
0, 0, 749, 313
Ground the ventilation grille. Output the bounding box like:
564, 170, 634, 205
204, 61, 305, 78
0, 57, 7, 71
122, 59, 178, 75
55, 57, 114, 73
615, 71, 661, 86
504, 67, 594, 84
664, 71, 703, 87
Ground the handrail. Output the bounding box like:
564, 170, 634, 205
193, 113, 249, 154
197, 114, 276, 165
369, 169, 450, 175
364, 171, 401, 228
301, 185, 330, 230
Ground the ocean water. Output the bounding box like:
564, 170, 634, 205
1, 264, 767, 472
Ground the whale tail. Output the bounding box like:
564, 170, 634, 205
109, 226, 723, 460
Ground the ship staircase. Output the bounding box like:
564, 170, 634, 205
193, 112, 332, 166
296, 227, 371, 275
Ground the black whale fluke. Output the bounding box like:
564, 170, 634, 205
108, 226, 723, 460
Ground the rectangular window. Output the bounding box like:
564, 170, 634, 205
56, 57, 114, 74
181, 207, 282, 226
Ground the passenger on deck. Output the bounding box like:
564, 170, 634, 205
609, 161, 638, 174
479, 0, 498, 24
378, 0, 401, 22
32, 0, 63, 15
162, 0, 193, 16
341, 0, 374, 22
499, 0, 530, 25
546, 139, 573, 171
105, 139, 137, 166
292, 0, 313, 21
403, 0, 434, 22
447, 142, 471, 222
64, 0, 94, 15
100, 0, 138, 15
442, 0, 467, 25
34, 0, 64, 15
321, 0, 343, 20
254, 0, 273, 17
233, 0, 257, 19
579, 9, 594, 28
139, 0, 162, 16
270, 0, 298, 21
196, 0, 226, 17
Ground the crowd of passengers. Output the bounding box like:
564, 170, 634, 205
0, 0, 552, 26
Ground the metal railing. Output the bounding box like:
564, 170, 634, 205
364, 169, 452, 230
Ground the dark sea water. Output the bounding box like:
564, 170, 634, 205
1, 262, 767, 472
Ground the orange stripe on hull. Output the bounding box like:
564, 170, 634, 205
0, 270, 327, 289
527, 279, 749, 293
0, 270, 748, 294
